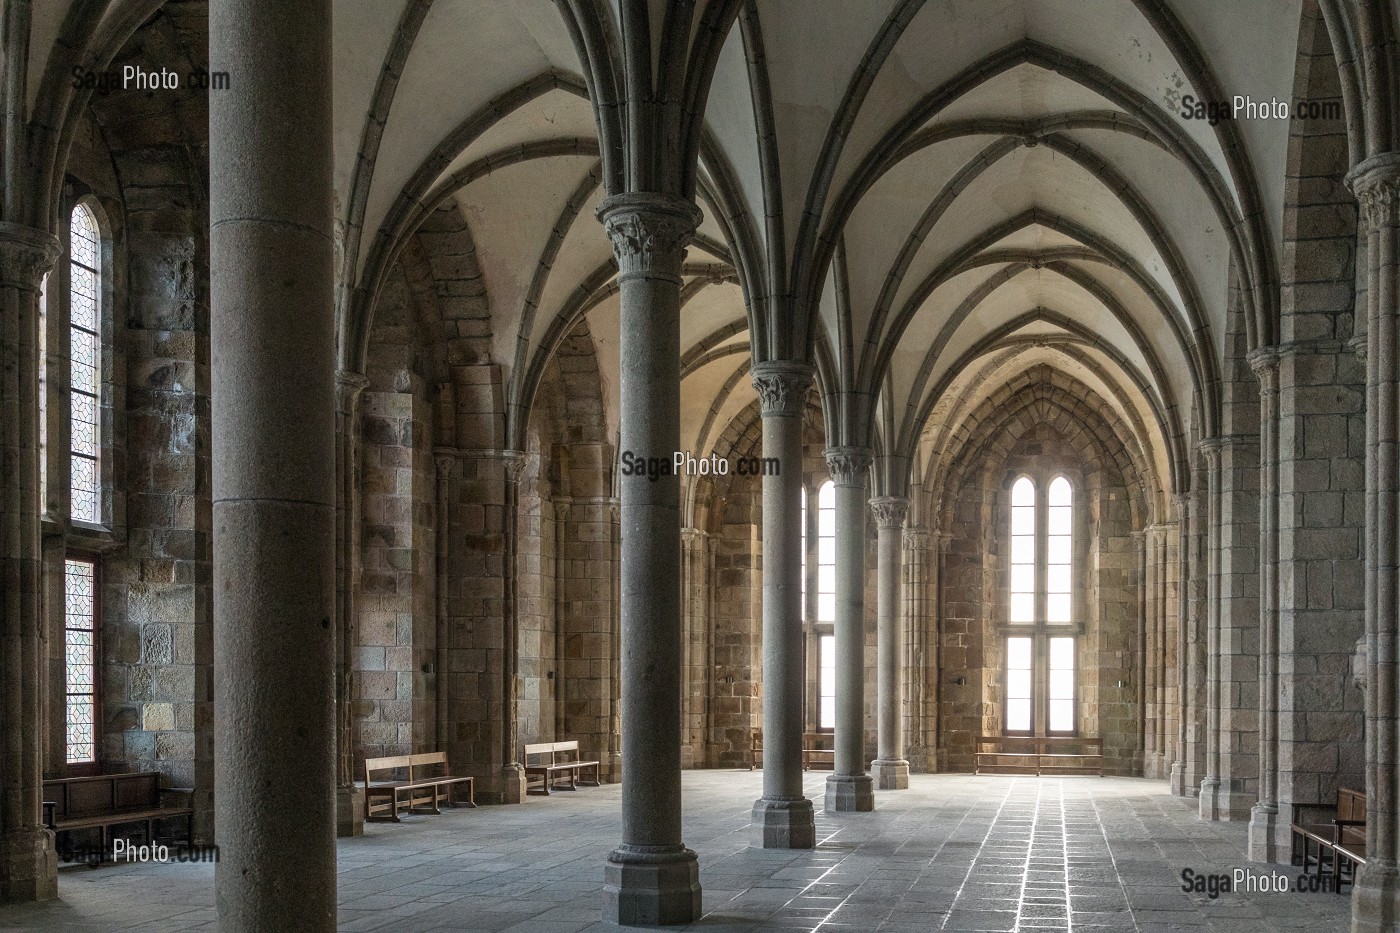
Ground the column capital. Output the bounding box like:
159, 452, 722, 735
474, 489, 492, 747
553, 495, 574, 520
597, 193, 703, 282
824, 446, 871, 487
680, 526, 710, 547
751, 361, 814, 418
335, 370, 370, 415
902, 527, 933, 551
1247, 346, 1281, 390
0, 223, 60, 291
869, 496, 909, 529
1346, 151, 1400, 233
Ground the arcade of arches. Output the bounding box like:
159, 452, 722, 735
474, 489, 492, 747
0, 0, 1398, 930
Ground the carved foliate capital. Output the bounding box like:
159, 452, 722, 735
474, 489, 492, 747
751, 361, 814, 417
824, 446, 871, 487
1348, 333, 1368, 364
597, 193, 702, 281
433, 448, 460, 480
0, 223, 61, 291
501, 450, 527, 483
869, 496, 909, 529
903, 527, 932, 551
1347, 152, 1400, 233
1247, 347, 1280, 396
336, 370, 370, 416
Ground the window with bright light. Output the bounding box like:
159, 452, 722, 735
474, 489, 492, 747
819, 634, 835, 730
800, 490, 807, 619
815, 481, 836, 730
64, 558, 97, 764
69, 203, 101, 525
817, 481, 835, 623
1004, 474, 1077, 735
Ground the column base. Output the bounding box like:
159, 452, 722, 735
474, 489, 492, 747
1247, 803, 1282, 862
603, 844, 701, 926
500, 763, 527, 804
871, 758, 909, 790
1352, 860, 1400, 932
1198, 777, 1221, 820
336, 784, 364, 837
0, 828, 57, 903
751, 797, 815, 849
825, 773, 874, 812
1169, 760, 1186, 796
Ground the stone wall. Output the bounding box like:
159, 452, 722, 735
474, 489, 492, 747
355, 386, 434, 763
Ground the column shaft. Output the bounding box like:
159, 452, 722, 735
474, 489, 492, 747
1249, 350, 1282, 861
0, 222, 59, 903
599, 194, 702, 926
1199, 441, 1224, 817
750, 362, 815, 848
825, 448, 873, 812
210, 1, 336, 929
1348, 153, 1400, 931
871, 496, 909, 789
335, 371, 367, 837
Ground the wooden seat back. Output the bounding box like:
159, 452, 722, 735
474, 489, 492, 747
43, 772, 161, 823
523, 740, 583, 768
407, 751, 449, 780
1338, 787, 1367, 846
364, 754, 414, 785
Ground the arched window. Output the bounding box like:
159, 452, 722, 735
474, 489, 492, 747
1004, 474, 1077, 735
816, 480, 836, 729
69, 203, 101, 524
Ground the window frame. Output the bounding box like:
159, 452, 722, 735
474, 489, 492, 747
62, 554, 102, 776
812, 480, 836, 732
67, 200, 104, 528
1001, 472, 1081, 737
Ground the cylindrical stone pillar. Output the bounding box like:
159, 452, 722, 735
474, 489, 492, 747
1198, 438, 1223, 818
750, 361, 815, 848
335, 370, 368, 838
1346, 153, 1400, 931
1248, 349, 1282, 861
0, 222, 60, 903
870, 496, 909, 789
598, 193, 702, 926
903, 527, 933, 771
210, 1, 336, 929
824, 447, 873, 812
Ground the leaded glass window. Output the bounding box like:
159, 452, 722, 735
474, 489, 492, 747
69, 204, 100, 524
64, 558, 97, 764
1004, 474, 1077, 735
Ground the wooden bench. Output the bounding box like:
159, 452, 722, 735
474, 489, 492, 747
749, 730, 836, 771
523, 740, 600, 795
363, 752, 475, 822
43, 772, 193, 859
1291, 786, 1366, 891
975, 736, 1104, 776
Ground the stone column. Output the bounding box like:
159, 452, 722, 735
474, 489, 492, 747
750, 361, 815, 848
1171, 491, 1197, 797
0, 222, 60, 902
1248, 349, 1281, 861
1347, 153, 1400, 931
500, 450, 527, 804
210, 0, 336, 928
335, 370, 368, 837
1198, 439, 1224, 817
870, 496, 909, 789
824, 447, 873, 812
597, 193, 702, 926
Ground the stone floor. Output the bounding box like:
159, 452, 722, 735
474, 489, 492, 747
0, 771, 1352, 932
